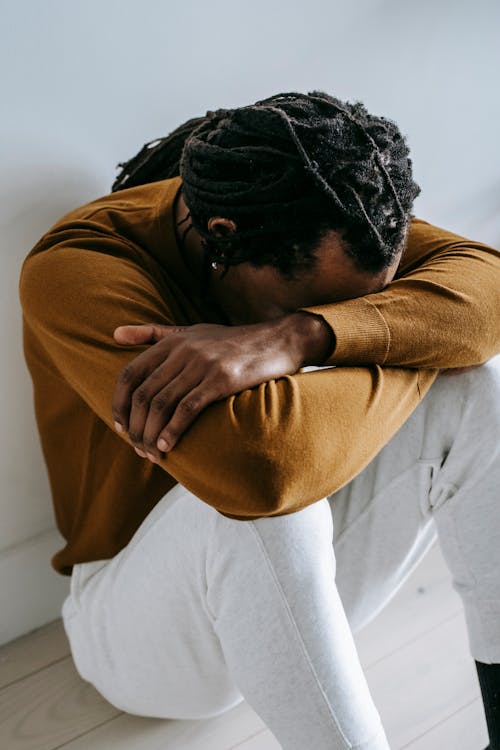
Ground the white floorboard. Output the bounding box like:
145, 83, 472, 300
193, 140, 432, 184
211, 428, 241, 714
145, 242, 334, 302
56, 701, 266, 750
0, 619, 68, 689
401, 698, 488, 750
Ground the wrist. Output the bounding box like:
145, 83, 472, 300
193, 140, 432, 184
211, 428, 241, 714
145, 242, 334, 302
285, 311, 336, 367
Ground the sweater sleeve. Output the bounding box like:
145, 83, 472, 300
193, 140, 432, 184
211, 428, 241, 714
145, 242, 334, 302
19, 238, 439, 518
301, 218, 500, 368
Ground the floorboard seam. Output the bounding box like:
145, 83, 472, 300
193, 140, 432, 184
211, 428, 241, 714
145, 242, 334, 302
0, 653, 71, 693
363, 608, 463, 670
397, 696, 482, 749
51, 712, 124, 750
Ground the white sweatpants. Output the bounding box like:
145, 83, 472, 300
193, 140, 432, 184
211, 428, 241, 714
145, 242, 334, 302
62, 356, 500, 750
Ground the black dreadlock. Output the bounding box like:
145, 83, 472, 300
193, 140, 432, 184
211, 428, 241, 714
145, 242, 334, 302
111, 90, 420, 278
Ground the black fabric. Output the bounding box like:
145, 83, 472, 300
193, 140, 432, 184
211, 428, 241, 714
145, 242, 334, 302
476, 661, 500, 750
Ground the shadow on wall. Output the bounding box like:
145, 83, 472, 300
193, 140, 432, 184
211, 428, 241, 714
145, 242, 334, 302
438, 179, 500, 250
0, 140, 116, 644
1, 146, 111, 554
470, 182, 500, 248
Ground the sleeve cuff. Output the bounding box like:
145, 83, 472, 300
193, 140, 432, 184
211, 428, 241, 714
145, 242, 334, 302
300, 297, 390, 366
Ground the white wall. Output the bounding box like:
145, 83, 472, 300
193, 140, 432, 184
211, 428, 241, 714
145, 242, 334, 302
1, 0, 499, 646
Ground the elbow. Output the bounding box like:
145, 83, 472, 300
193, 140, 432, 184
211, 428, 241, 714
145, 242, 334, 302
462, 304, 500, 365
167, 377, 338, 519
216, 437, 332, 519
442, 292, 500, 367
194, 439, 320, 520
222, 448, 298, 518
167, 435, 298, 520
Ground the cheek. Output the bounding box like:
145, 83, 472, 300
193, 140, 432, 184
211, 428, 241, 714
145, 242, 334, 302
235, 281, 294, 322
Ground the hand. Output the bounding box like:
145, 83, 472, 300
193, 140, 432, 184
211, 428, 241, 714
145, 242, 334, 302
112, 312, 334, 462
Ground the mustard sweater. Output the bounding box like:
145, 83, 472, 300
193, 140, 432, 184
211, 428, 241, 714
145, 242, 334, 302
19, 176, 500, 575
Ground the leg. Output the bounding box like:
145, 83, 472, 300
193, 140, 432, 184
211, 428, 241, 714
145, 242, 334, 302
62, 483, 244, 720
62, 359, 499, 749
423, 357, 500, 665
207, 496, 390, 749
63, 488, 390, 749
424, 358, 500, 750
327, 356, 500, 748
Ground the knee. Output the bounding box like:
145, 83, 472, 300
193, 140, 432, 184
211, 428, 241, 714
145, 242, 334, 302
210, 496, 337, 588
182, 691, 244, 721
461, 355, 500, 426
215, 494, 334, 548
429, 356, 500, 433
248, 497, 337, 585
251, 494, 334, 550
93, 670, 243, 721
159, 685, 244, 721
434, 355, 500, 476
467, 354, 500, 391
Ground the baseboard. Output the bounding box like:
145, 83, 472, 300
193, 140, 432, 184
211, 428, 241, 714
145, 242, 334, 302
0, 527, 70, 647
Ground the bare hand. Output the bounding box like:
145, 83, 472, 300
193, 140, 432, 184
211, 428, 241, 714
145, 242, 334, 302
112, 312, 333, 462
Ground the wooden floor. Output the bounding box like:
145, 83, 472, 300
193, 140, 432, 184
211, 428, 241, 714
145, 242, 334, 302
0, 542, 488, 749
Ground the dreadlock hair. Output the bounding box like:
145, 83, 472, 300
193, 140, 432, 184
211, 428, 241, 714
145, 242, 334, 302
111, 91, 420, 279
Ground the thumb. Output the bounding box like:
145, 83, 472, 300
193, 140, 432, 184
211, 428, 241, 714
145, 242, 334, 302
113, 324, 172, 345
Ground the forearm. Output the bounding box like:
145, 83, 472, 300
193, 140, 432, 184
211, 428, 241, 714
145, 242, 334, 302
20, 242, 438, 520
161, 365, 438, 517
300, 218, 500, 369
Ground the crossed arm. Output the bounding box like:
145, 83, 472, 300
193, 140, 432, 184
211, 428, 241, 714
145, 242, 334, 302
19, 217, 500, 518
110, 217, 500, 467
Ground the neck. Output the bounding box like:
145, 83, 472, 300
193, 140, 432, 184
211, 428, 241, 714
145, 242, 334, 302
173, 191, 231, 322
174, 190, 205, 279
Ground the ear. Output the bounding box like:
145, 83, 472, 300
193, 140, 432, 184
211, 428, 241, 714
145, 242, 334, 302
207, 216, 237, 237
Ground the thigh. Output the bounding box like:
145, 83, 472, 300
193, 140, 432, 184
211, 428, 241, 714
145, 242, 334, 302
62, 482, 242, 719
328, 365, 493, 632
327, 377, 456, 632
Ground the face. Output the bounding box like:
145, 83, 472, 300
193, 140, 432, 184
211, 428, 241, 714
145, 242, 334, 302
209, 228, 402, 325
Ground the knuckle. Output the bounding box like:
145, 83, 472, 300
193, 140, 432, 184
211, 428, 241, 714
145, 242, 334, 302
180, 397, 200, 415
217, 360, 240, 380
143, 436, 157, 451
132, 388, 149, 407
149, 367, 164, 381
119, 365, 135, 385
151, 396, 168, 413
226, 361, 242, 379
217, 368, 238, 390
217, 371, 233, 390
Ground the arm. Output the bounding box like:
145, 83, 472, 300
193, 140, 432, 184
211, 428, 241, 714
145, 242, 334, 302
301, 217, 500, 368
19, 242, 438, 518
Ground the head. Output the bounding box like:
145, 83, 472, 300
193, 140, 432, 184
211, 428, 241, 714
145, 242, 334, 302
112, 91, 420, 322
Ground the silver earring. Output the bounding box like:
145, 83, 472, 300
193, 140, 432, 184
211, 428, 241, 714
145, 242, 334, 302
211, 261, 218, 270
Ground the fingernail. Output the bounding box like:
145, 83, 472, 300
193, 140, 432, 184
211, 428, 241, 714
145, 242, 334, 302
158, 438, 168, 452
114, 421, 124, 433
146, 452, 157, 462
134, 447, 147, 458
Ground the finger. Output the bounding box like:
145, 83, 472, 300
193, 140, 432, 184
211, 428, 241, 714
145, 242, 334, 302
112, 344, 173, 432
114, 325, 157, 345
157, 383, 219, 453
126, 359, 184, 453
113, 324, 180, 345
141, 371, 203, 461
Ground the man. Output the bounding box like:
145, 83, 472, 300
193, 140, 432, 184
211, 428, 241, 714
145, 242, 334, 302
19, 91, 500, 749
